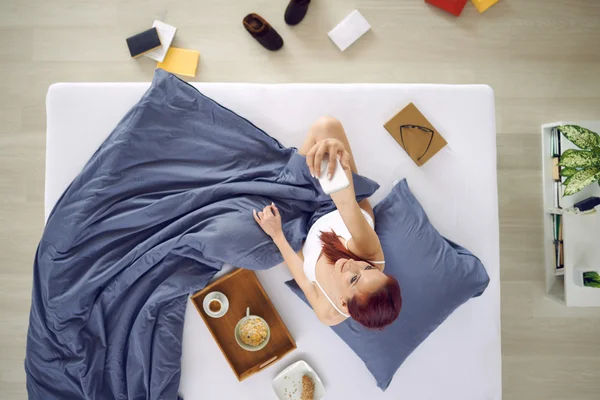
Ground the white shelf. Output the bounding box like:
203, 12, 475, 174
541, 121, 600, 306
563, 213, 600, 306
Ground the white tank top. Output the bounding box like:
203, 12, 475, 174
302, 210, 384, 319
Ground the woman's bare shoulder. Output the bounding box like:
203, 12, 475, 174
319, 312, 346, 326
313, 301, 345, 326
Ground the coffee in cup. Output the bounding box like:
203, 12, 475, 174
202, 291, 228, 318
209, 299, 222, 313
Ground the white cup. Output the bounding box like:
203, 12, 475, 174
202, 291, 229, 318
207, 298, 223, 314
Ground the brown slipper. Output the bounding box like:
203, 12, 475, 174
285, 0, 311, 26
243, 13, 284, 51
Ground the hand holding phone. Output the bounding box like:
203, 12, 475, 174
318, 158, 350, 195
306, 138, 352, 195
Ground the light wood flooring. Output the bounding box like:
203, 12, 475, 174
1, 0, 600, 399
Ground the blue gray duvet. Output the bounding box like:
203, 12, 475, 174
26, 69, 379, 399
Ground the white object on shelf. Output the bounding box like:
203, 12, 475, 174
272, 360, 325, 400
563, 213, 600, 306
573, 266, 600, 287
328, 10, 371, 51
541, 120, 600, 306
144, 20, 177, 62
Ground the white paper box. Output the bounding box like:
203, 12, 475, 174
144, 20, 177, 62
328, 10, 371, 51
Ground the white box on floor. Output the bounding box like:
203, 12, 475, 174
144, 20, 177, 62
328, 10, 371, 51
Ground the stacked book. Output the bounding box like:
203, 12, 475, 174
550, 127, 564, 276
552, 214, 564, 276
550, 127, 562, 209
125, 21, 200, 78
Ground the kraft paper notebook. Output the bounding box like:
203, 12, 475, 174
384, 103, 447, 166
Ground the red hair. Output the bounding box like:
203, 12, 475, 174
319, 230, 402, 330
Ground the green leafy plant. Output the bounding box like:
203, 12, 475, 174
583, 272, 600, 288
557, 125, 600, 196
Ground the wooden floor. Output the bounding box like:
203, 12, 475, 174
1, 0, 600, 399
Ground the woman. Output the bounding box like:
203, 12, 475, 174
253, 116, 402, 329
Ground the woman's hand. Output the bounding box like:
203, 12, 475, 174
253, 203, 283, 240
306, 138, 352, 179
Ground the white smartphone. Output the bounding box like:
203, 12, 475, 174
318, 158, 350, 195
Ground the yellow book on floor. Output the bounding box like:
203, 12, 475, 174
471, 0, 499, 13
157, 47, 199, 78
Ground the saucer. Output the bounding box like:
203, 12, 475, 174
202, 291, 229, 318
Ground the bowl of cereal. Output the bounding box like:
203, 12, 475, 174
234, 307, 270, 351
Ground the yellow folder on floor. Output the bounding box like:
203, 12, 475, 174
157, 47, 199, 78
471, 0, 499, 13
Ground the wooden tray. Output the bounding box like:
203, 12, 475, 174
191, 268, 296, 381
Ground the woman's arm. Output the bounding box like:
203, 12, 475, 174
271, 233, 319, 304
332, 189, 383, 262
253, 204, 334, 324
306, 140, 384, 262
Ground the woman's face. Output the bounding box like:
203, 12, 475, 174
332, 258, 388, 312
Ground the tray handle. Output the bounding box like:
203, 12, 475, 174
259, 356, 278, 369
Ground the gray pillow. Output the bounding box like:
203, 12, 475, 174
285, 179, 489, 390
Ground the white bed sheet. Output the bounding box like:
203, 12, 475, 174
46, 82, 501, 400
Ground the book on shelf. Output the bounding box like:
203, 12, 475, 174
552, 214, 564, 275
551, 127, 561, 157
551, 128, 562, 208
554, 182, 561, 209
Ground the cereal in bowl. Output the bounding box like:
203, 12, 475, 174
239, 318, 268, 347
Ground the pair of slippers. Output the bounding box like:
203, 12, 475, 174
243, 0, 311, 51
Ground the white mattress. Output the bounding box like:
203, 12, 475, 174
46, 82, 501, 400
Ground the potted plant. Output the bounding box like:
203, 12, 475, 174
574, 267, 600, 288
583, 272, 600, 288
557, 125, 600, 196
